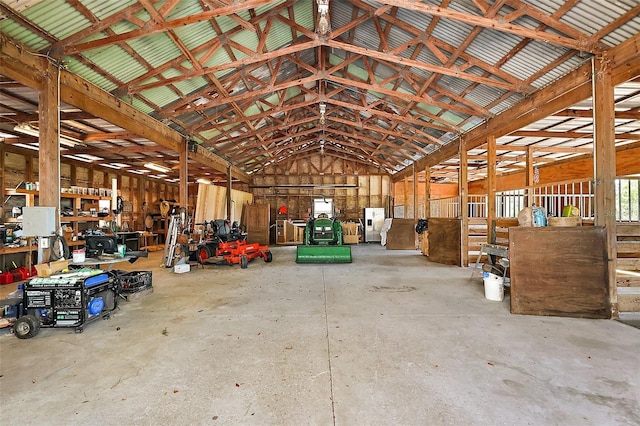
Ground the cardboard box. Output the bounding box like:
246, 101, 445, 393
34, 259, 69, 278
343, 235, 359, 244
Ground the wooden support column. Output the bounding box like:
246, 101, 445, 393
38, 61, 60, 229
487, 136, 497, 244
403, 176, 409, 218
593, 55, 618, 318
226, 165, 232, 220
526, 146, 534, 207
412, 164, 417, 219
459, 149, 469, 267
179, 141, 188, 210
424, 167, 431, 218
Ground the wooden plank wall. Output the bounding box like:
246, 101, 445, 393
509, 227, 610, 319
251, 154, 392, 223
616, 223, 640, 312
393, 181, 458, 219
1, 147, 194, 233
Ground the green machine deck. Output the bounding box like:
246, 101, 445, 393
295, 216, 352, 263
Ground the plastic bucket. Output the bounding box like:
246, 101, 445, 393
72, 249, 86, 263
483, 272, 504, 301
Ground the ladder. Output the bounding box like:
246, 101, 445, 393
161, 215, 181, 268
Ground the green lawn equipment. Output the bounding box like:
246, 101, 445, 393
296, 214, 352, 263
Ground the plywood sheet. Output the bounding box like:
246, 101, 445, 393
427, 218, 461, 266
385, 219, 417, 250
194, 184, 253, 224
509, 227, 610, 319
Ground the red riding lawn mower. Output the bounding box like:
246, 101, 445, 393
195, 219, 272, 269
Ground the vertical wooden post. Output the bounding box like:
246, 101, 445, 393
38, 61, 60, 230
424, 167, 431, 219
180, 140, 188, 210
412, 164, 417, 219
403, 176, 409, 218
460, 148, 469, 267
487, 136, 496, 244
593, 55, 618, 318
526, 146, 534, 207
226, 165, 232, 221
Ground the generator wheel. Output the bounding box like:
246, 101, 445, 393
13, 315, 40, 339
197, 245, 213, 263
240, 255, 248, 269
265, 251, 273, 263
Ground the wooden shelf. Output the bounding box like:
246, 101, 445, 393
0, 245, 36, 255
61, 216, 113, 222
6, 189, 110, 201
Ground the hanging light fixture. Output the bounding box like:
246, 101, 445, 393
319, 103, 326, 125
317, 0, 330, 35
144, 162, 172, 173
13, 123, 85, 147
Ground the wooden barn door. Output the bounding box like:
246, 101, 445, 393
243, 204, 270, 245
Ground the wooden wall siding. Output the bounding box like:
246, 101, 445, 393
393, 181, 459, 219
509, 227, 610, 319
469, 144, 640, 194
617, 223, 640, 312
1, 148, 186, 231
427, 218, 462, 266
250, 173, 391, 222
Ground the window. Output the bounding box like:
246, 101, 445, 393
313, 198, 333, 218
616, 178, 640, 222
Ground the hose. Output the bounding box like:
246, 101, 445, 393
49, 234, 70, 261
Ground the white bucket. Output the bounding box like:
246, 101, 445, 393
483, 272, 504, 301
72, 249, 86, 263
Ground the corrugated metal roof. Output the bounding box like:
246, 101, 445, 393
21, 0, 88, 41
0, 0, 638, 177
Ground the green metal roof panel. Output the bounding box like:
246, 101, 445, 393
128, 96, 155, 114
0, 20, 50, 51
78, 0, 138, 21
200, 47, 232, 69
21, 0, 89, 41
172, 20, 217, 51
140, 85, 182, 108
163, 0, 205, 20
82, 44, 149, 84
253, 1, 287, 16
230, 29, 259, 57
289, 0, 314, 31
264, 18, 294, 51
172, 77, 208, 97
160, 69, 183, 80
127, 33, 184, 69
64, 57, 118, 92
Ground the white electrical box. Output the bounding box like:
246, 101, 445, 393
22, 207, 57, 237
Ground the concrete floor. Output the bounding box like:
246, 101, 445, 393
1, 244, 639, 425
